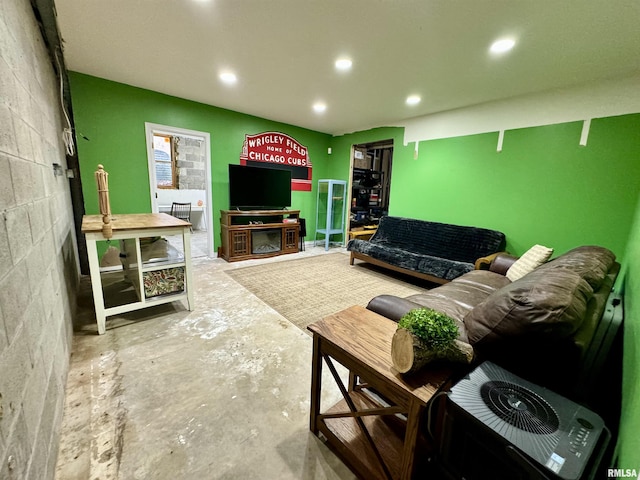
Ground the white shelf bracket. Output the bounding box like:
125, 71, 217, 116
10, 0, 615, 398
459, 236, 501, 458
580, 119, 591, 146
497, 130, 505, 152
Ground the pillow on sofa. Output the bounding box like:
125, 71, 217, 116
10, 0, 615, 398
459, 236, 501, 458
506, 244, 554, 281
464, 266, 593, 346
534, 245, 616, 289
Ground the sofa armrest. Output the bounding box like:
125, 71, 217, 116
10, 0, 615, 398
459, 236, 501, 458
489, 253, 518, 276
475, 252, 507, 270
366, 295, 423, 323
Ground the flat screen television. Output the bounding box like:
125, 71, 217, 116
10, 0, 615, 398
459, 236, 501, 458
229, 164, 292, 209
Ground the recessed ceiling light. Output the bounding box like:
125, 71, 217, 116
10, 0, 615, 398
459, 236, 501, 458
406, 95, 421, 106
490, 38, 516, 54
313, 102, 327, 113
335, 58, 352, 71
219, 71, 237, 85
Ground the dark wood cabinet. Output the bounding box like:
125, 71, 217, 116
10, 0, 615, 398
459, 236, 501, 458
220, 209, 300, 261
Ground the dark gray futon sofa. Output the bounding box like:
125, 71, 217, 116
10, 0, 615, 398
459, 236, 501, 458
347, 216, 506, 284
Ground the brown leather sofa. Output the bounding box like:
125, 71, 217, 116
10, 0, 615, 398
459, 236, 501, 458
367, 246, 621, 400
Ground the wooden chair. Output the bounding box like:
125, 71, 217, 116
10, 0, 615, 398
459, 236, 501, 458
170, 202, 192, 231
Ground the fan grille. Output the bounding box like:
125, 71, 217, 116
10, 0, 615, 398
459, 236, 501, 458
480, 381, 560, 435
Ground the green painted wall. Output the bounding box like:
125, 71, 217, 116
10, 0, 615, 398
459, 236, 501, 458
68, 72, 332, 249
70, 72, 640, 461
332, 115, 640, 259
618, 192, 640, 467
72, 73, 638, 261
332, 115, 640, 466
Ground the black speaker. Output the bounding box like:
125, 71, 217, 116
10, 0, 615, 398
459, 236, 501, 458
299, 218, 306, 251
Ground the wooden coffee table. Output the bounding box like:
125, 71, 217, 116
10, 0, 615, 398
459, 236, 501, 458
308, 305, 454, 479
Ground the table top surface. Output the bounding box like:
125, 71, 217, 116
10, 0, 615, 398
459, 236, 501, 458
82, 213, 190, 233
308, 305, 453, 404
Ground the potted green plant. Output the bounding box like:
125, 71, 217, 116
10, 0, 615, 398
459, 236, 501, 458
391, 308, 474, 374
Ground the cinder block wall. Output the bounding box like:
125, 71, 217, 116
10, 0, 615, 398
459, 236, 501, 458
0, 1, 78, 478
177, 135, 206, 190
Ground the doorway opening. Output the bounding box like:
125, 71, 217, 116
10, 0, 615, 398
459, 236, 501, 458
349, 140, 393, 240
145, 123, 214, 258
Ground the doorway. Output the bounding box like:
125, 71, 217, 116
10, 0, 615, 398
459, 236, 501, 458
349, 140, 393, 240
145, 123, 214, 258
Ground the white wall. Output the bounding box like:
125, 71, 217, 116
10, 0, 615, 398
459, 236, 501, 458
156, 189, 206, 206
400, 75, 640, 146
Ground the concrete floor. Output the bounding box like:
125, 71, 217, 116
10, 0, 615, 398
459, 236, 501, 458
55, 242, 356, 479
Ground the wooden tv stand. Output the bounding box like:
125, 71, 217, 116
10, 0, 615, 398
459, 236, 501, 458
220, 209, 300, 262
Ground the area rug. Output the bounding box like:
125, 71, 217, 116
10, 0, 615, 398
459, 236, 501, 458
226, 253, 429, 333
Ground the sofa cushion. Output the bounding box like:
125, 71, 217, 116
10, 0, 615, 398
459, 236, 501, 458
398, 271, 511, 343
572, 265, 618, 360
534, 245, 616, 289
464, 267, 593, 346
452, 269, 513, 293
348, 239, 476, 281
506, 244, 554, 281
367, 271, 509, 344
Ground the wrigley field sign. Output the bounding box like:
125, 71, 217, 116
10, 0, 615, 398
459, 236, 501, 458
240, 132, 313, 191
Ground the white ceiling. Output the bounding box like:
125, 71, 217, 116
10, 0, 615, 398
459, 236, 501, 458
54, 0, 640, 136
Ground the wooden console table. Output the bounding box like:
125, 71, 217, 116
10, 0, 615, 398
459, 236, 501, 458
82, 213, 194, 334
220, 209, 300, 261
308, 306, 454, 480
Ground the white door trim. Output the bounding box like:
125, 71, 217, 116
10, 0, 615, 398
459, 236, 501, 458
145, 122, 214, 258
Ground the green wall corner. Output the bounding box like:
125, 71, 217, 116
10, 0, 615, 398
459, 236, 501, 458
617, 191, 640, 468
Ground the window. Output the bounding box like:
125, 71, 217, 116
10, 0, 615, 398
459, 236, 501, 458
153, 134, 177, 188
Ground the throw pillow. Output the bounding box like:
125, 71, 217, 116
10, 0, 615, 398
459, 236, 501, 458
506, 244, 554, 281
464, 267, 593, 347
